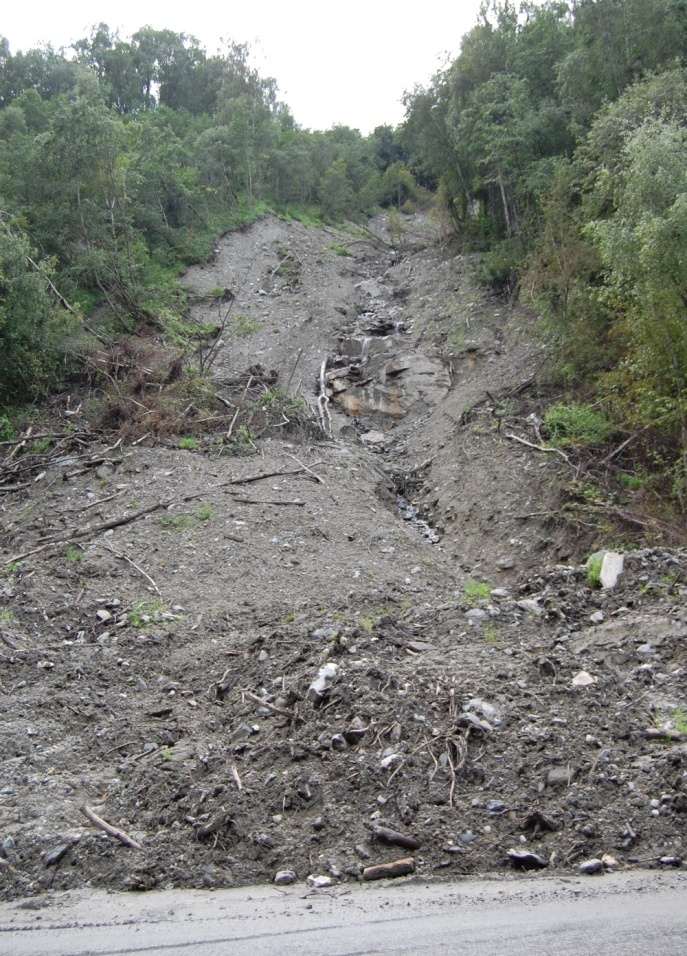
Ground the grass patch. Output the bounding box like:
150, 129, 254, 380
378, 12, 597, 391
195, 503, 214, 521
672, 707, 687, 734
0, 608, 15, 624
178, 436, 199, 451
483, 624, 500, 644
586, 552, 604, 588
160, 513, 196, 532
464, 580, 491, 605
544, 403, 614, 448
65, 545, 82, 563
329, 242, 352, 257
128, 599, 166, 630
232, 314, 262, 338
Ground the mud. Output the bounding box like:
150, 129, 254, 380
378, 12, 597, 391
0, 214, 685, 900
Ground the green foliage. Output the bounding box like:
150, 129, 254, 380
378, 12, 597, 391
65, 545, 83, 563
544, 403, 614, 447
178, 436, 198, 450
0, 413, 15, 441
586, 553, 603, 588
232, 314, 261, 337
328, 242, 352, 257
463, 579, 491, 604
128, 599, 166, 629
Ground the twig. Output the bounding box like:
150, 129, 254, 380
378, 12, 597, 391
106, 543, 161, 597
504, 431, 571, 465
229, 495, 305, 507
226, 375, 254, 441
231, 765, 243, 791
243, 690, 298, 721
80, 804, 142, 849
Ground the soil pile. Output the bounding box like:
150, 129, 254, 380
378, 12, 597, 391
1, 215, 685, 899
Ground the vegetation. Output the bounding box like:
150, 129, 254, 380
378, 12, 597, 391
586, 553, 604, 588
400, 0, 687, 507
0, 27, 413, 405
463, 579, 492, 604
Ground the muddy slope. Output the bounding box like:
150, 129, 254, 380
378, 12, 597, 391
0, 215, 685, 899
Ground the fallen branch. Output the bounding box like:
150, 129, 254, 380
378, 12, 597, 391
80, 804, 142, 849
106, 543, 161, 597
504, 431, 571, 465
229, 495, 305, 507
243, 690, 298, 722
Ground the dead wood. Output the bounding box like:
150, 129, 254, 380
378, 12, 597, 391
80, 804, 142, 849
371, 825, 421, 851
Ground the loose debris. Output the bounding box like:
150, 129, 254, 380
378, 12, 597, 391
0, 215, 685, 902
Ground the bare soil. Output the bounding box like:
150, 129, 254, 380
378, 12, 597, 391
1, 214, 685, 899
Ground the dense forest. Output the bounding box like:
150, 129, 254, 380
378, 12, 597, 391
1, 0, 687, 502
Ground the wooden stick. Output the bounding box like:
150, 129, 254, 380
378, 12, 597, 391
504, 431, 570, 464
229, 495, 305, 507
106, 544, 161, 597
371, 825, 421, 851
231, 764, 243, 791
244, 690, 297, 721
80, 804, 142, 849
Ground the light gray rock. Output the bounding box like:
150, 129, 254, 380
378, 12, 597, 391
307, 662, 339, 703
572, 670, 597, 688
274, 869, 297, 885
600, 551, 624, 589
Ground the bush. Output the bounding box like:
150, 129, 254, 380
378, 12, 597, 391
544, 402, 614, 447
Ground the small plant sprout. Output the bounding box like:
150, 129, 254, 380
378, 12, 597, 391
178, 436, 199, 451
586, 553, 604, 588
464, 580, 492, 605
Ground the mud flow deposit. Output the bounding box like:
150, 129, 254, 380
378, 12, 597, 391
1, 215, 685, 898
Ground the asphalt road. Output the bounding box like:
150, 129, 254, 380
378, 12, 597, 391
2, 871, 687, 955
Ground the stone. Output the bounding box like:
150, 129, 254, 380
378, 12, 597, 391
578, 858, 604, 875
311, 625, 340, 641
274, 869, 297, 885
307, 662, 339, 703
331, 734, 347, 751
589, 611, 605, 625
546, 766, 574, 788
507, 849, 548, 870
600, 551, 624, 589
44, 843, 73, 866
517, 599, 544, 617
307, 874, 334, 888
344, 716, 367, 745
464, 698, 502, 727
465, 608, 487, 623
572, 670, 597, 688
360, 430, 387, 447
96, 609, 113, 623
491, 588, 510, 599
497, 556, 515, 570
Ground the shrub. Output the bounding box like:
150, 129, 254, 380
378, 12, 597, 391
544, 403, 613, 447
586, 552, 603, 588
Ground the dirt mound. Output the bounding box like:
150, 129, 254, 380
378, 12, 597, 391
1, 214, 685, 899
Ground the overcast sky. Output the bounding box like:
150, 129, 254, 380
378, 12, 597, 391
2, 0, 483, 131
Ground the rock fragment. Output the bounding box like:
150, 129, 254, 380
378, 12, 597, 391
507, 849, 548, 870
362, 857, 415, 881
274, 869, 297, 885
307, 662, 339, 704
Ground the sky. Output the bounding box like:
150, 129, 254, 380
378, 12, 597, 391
2, 0, 483, 132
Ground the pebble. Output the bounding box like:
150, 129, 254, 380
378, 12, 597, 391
546, 766, 574, 788
307, 874, 334, 888
507, 849, 548, 870
589, 611, 605, 624
517, 599, 544, 616
465, 608, 487, 623
44, 843, 73, 867
274, 869, 297, 885
579, 858, 604, 875
572, 670, 597, 688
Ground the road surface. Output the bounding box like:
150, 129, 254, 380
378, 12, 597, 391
2, 871, 686, 955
